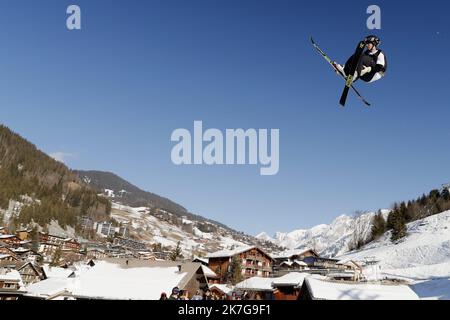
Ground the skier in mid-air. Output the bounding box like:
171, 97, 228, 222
333, 35, 387, 83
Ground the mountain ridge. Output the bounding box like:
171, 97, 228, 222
75, 170, 242, 232
258, 210, 391, 257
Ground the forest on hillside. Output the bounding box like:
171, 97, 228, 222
0, 125, 111, 231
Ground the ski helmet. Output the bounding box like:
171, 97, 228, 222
365, 35, 381, 46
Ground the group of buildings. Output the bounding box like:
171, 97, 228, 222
0, 224, 161, 300
80, 217, 130, 238
0, 225, 419, 300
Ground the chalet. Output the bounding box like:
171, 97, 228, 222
39, 242, 60, 258
272, 272, 309, 300
62, 238, 81, 252
200, 264, 220, 284
153, 250, 171, 260
39, 232, 66, 246
335, 260, 363, 281
86, 248, 107, 260
60, 249, 85, 264
337, 259, 363, 272
13, 248, 42, 265
273, 249, 318, 276
26, 259, 211, 300
0, 269, 26, 300
136, 251, 156, 260
207, 246, 274, 283
234, 276, 275, 300
0, 254, 18, 262
0, 261, 43, 286
0, 235, 22, 247
298, 275, 419, 300
276, 249, 340, 270
278, 260, 309, 274
102, 259, 212, 298
303, 256, 340, 270
0, 244, 19, 260
209, 284, 234, 299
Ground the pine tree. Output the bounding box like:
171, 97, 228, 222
226, 255, 243, 285
50, 247, 62, 267
442, 188, 450, 201
170, 241, 182, 261
371, 211, 386, 240
30, 226, 40, 252
399, 201, 410, 222
386, 210, 396, 230
390, 211, 407, 242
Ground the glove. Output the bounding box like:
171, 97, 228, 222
360, 66, 372, 76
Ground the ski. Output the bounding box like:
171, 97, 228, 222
339, 40, 366, 106
310, 37, 370, 107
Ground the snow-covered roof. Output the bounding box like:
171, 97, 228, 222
271, 273, 309, 287
0, 270, 26, 291
0, 235, 17, 239
293, 260, 308, 266
43, 266, 75, 279
209, 284, 234, 295
337, 259, 363, 268
206, 246, 255, 258
0, 270, 21, 281
28, 259, 208, 300
27, 260, 189, 300
87, 248, 105, 253
25, 278, 70, 298
273, 248, 317, 259
207, 246, 273, 260
193, 256, 209, 264
304, 276, 419, 300
201, 265, 218, 278
235, 277, 275, 291
327, 272, 357, 280
0, 254, 11, 260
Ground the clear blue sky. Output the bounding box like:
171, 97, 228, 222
0, 0, 449, 236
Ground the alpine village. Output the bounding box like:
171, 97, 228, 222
2, 125, 447, 300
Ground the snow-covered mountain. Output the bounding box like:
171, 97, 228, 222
339, 210, 450, 280
257, 211, 390, 257
107, 202, 283, 258
74, 170, 284, 256
338, 210, 450, 300
110, 202, 246, 256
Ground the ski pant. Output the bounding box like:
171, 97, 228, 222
344, 54, 380, 83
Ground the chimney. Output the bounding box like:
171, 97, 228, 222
177, 265, 182, 272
